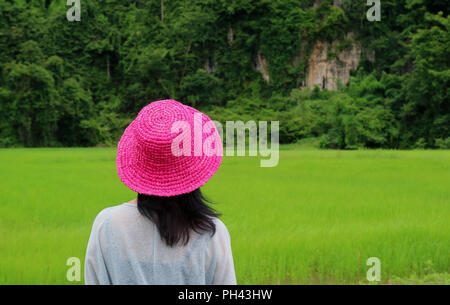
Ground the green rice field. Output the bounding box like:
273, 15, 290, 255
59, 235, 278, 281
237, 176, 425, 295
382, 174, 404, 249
0, 147, 449, 284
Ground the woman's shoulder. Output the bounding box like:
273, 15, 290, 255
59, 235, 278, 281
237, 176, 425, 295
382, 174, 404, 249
91, 203, 137, 226
211, 217, 231, 240
212, 217, 226, 230
204, 218, 232, 258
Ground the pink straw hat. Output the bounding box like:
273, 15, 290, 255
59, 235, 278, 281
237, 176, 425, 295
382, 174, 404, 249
116, 99, 223, 197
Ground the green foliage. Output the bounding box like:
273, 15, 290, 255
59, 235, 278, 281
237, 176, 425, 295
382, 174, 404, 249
181, 69, 223, 107
401, 13, 450, 148
435, 137, 450, 149
0, 0, 448, 148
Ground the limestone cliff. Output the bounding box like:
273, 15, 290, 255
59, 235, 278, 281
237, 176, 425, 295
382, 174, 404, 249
254, 51, 270, 83
303, 33, 362, 90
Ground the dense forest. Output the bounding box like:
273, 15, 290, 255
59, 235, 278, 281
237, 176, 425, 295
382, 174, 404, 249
0, 0, 448, 149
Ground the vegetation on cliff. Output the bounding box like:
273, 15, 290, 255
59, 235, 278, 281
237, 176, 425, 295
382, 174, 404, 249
0, 0, 448, 148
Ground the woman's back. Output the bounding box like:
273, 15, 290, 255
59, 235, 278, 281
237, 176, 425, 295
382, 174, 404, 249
84, 202, 236, 285
85, 100, 235, 285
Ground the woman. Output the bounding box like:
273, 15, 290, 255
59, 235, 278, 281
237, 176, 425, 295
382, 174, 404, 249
84, 99, 236, 285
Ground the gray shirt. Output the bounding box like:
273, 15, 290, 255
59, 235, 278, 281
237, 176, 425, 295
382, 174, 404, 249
84, 202, 236, 285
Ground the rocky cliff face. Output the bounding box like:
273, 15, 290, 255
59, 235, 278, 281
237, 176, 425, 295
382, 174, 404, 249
217, 4, 369, 90
301, 0, 363, 90
256, 34, 363, 89
254, 50, 270, 83
303, 33, 362, 90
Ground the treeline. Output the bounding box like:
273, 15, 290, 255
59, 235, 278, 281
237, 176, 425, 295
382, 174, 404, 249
0, 0, 448, 149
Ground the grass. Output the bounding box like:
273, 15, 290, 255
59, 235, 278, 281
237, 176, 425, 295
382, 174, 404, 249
0, 147, 449, 284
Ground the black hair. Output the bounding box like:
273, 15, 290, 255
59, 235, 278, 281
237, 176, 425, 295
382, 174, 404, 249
137, 188, 220, 247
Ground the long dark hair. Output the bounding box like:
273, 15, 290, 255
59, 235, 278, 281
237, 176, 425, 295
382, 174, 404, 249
137, 188, 220, 247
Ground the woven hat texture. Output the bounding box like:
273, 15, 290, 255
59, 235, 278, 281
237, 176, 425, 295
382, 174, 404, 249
116, 99, 223, 196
